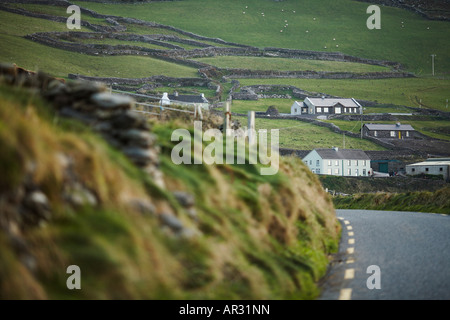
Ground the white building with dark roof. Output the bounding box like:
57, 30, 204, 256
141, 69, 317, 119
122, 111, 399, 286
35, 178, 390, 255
160, 92, 209, 109
300, 97, 362, 115
303, 147, 371, 176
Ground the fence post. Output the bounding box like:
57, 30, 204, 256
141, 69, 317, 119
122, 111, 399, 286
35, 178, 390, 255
248, 111, 256, 145
224, 100, 232, 136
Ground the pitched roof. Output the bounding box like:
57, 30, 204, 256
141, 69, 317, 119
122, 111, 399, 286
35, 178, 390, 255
364, 123, 415, 131
314, 148, 370, 160
291, 101, 303, 107
306, 97, 361, 108
168, 94, 209, 104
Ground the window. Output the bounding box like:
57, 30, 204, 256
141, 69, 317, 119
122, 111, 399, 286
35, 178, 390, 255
335, 107, 341, 114
354, 160, 358, 166
406, 131, 409, 137
355, 169, 359, 176
440, 167, 444, 172
347, 169, 351, 176
412, 168, 415, 172
324, 107, 329, 113
328, 168, 332, 175
316, 160, 320, 166
390, 131, 395, 137
334, 168, 339, 175
363, 169, 367, 176
363, 160, 367, 166
374, 131, 378, 137
309, 160, 312, 165
317, 107, 322, 113
328, 160, 332, 166
425, 168, 429, 172
316, 169, 321, 174
335, 160, 339, 166
347, 160, 351, 166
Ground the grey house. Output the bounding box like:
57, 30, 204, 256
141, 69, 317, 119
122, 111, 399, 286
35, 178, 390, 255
362, 123, 416, 139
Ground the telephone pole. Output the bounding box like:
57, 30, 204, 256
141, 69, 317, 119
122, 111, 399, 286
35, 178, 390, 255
431, 54, 436, 76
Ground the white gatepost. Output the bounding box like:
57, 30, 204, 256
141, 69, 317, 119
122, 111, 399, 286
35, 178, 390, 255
248, 111, 256, 145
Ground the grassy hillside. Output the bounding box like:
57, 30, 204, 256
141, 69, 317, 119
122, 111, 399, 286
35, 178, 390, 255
74, 0, 450, 74
194, 56, 391, 73
238, 78, 450, 112
0, 80, 339, 299
0, 10, 199, 79
234, 116, 386, 151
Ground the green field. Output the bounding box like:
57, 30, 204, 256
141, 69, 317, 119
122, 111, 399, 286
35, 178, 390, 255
1, 0, 449, 147
234, 116, 386, 151
194, 56, 390, 72
0, 11, 199, 79
231, 98, 295, 114
238, 78, 450, 112
74, 0, 450, 74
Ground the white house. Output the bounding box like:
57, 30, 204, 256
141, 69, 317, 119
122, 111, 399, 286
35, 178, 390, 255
406, 158, 450, 180
294, 97, 362, 115
290, 101, 306, 115
303, 147, 371, 176
160, 92, 209, 110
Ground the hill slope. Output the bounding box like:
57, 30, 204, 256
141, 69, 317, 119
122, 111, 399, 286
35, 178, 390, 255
0, 69, 340, 299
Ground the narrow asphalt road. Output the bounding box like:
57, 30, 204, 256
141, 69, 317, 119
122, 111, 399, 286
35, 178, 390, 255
319, 209, 450, 300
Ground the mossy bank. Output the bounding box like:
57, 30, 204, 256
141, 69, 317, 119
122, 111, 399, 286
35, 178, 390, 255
0, 71, 340, 299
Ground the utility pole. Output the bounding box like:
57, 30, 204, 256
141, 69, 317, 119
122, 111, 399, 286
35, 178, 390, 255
431, 54, 436, 76
360, 106, 363, 139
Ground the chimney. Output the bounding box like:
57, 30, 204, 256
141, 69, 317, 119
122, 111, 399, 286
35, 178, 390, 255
333, 146, 339, 152
396, 122, 401, 127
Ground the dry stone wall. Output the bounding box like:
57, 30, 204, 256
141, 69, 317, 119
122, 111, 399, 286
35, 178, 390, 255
0, 63, 164, 188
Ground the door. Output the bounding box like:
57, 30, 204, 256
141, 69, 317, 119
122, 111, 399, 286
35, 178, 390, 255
379, 162, 388, 173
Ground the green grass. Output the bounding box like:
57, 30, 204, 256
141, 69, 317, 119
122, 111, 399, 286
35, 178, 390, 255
234, 116, 386, 151
74, 0, 450, 74
74, 37, 171, 50
231, 98, 296, 114
194, 56, 391, 72
333, 186, 450, 214
325, 119, 450, 141
0, 81, 340, 300
238, 78, 450, 112
0, 11, 200, 79
10, 3, 111, 26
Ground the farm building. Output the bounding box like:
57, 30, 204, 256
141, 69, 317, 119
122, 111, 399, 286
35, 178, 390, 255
303, 147, 371, 176
291, 97, 362, 116
406, 158, 450, 181
160, 92, 209, 109
362, 123, 417, 139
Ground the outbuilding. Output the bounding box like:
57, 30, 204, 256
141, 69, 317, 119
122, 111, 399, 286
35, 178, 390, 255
406, 158, 450, 181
